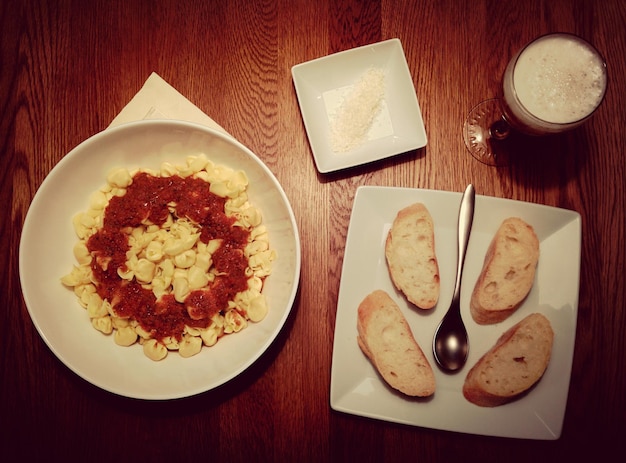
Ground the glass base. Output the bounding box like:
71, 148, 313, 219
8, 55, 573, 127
463, 99, 513, 167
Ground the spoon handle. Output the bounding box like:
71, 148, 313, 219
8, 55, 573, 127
452, 184, 475, 302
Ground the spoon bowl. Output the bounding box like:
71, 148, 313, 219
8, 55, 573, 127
432, 184, 475, 372
433, 298, 469, 371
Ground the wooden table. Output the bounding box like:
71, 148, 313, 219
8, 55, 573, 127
2, 0, 625, 460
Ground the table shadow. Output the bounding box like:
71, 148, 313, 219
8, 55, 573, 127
494, 127, 592, 191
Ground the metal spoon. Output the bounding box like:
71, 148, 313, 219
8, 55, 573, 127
432, 184, 475, 372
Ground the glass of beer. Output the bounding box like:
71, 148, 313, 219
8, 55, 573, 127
463, 33, 608, 166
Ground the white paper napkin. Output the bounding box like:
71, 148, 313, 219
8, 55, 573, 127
108, 72, 231, 137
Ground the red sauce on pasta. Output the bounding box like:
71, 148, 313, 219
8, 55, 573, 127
86, 172, 250, 341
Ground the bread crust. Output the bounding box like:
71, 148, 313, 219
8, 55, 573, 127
463, 313, 554, 407
385, 203, 440, 310
470, 217, 539, 324
357, 290, 435, 397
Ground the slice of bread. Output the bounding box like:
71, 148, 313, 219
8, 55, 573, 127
470, 217, 539, 324
357, 290, 435, 397
463, 313, 554, 407
385, 203, 440, 310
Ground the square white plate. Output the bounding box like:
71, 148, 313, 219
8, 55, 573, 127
291, 39, 427, 173
330, 186, 580, 440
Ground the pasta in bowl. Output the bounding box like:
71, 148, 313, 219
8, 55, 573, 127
61, 155, 275, 361
19, 120, 301, 399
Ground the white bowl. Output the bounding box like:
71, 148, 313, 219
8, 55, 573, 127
292, 38, 427, 173
19, 120, 301, 400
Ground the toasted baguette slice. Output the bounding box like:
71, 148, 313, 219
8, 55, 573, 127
463, 313, 554, 407
357, 290, 435, 397
385, 203, 440, 310
470, 217, 539, 324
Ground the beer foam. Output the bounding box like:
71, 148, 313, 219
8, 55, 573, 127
513, 35, 606, 124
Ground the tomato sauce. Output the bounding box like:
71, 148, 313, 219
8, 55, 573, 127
87, 172, 251, 341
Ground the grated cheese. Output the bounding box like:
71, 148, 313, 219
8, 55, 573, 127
330, 68, 386, 153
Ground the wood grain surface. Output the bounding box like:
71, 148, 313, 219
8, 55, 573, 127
2, 0, 625, 461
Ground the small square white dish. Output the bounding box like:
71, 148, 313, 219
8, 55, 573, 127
291, 39, 427, 173
330, 186, 580, 440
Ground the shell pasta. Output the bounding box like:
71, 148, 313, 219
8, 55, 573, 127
61, 154, 276, 360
